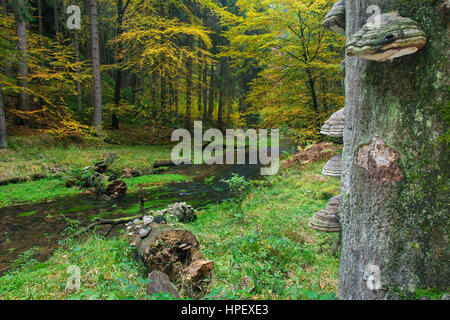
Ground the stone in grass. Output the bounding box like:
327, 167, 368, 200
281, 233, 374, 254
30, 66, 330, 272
138, 225, 152, 238
146, 270, 180, 299
154, 215, 167, 224
143, 215, 154, 226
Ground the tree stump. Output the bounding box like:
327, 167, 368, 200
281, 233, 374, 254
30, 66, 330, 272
125, 222, 213, 288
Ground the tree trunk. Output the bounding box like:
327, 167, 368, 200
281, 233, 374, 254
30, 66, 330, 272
112, 0, 126, 130
74, 31, 82, 112
53, 0, 60, 41
339, 0, 449, 300
0, 0, 6, 15
197, 51, 202, 113
0, 85, 7, 149
37, 0, 43, 36
90, 0, 102, 134
184, 37, 193, 130
15, 0, 30, 122
202, 59, 208, 122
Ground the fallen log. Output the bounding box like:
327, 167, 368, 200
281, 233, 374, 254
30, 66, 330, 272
125, 220, 213, 289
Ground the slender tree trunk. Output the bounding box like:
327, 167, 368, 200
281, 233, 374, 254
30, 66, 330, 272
151, 72, 158, 121
53, 0, 60, 41
15, 0, 30, 122
160, 73, 167, 124
37, 0, 43, 36
0, 85, 7, 149
207, 63, 215, 123
74, 31, 82, 112
113, 0, 127, 130
0, 0, 6, 15
207, 35, 217, 123
339, 0, 449, 300
197, 50, 202, 113
202, 59, 208, 122
90, 0, 102, 133
184, 37, 193, 130
217, 60, 225, 130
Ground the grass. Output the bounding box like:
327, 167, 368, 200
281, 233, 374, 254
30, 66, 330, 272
185, 161, 341, 299
0, 236, 150, 300
0, 161, 342, 300
0, 173, 190, 208
0, 178, 80, 208
0, 133, 175, 181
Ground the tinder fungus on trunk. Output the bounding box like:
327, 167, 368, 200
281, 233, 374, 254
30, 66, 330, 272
346, 12, 427, 62
309, 195, 341, 233
322, 0, 346, 35
320, 108, 345, 138
322, 154, 342, 177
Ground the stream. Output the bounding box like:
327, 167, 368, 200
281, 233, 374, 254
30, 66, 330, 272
0, 139, 297, 275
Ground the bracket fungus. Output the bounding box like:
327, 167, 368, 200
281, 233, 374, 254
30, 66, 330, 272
309, 195, 341, 232
322, 0, 346, 35
346, 12, 427, 62
322, 154, 342, 177
320, 108, 345, 138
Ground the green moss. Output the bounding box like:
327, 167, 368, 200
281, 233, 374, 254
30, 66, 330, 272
17, 210, 39, 217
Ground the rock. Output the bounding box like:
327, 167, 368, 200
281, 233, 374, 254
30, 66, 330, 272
322, 154, 342, 177
442, 294, 450, 300
146, 270, 180, 299
346, 12, 427, 62
309, 195, 341, 232
138, 225, 152, 238
65, 179, 77, 188
322, 0, 345, 35
420, 296, 431, 300
143, 215, 154, 226
121, 167, 141, 178
321, 108, 345, 138
168, 202, 197, 223
154, 215, 167, 224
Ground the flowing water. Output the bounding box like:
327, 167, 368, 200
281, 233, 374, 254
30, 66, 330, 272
0, 139, 297, 274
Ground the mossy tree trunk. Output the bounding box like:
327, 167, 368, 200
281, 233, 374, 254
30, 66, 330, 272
339, 0, 449, 299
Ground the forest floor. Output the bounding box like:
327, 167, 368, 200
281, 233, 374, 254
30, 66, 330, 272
0, 156, 343, 300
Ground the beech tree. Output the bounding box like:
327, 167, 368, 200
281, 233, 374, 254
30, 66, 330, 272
90, 0, 102, 133
0, 85, 6, 148
339, 0, 449, 299
14, 0, 30, 121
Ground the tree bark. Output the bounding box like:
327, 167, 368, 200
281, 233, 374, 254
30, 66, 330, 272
90, 0, 102, 134
53, 0, 60, 41
112, 0, 129, 130
74, 31, 82, 112
15, 0, 30, 119
339, 0, 449, 299
37, 0, 43, 36
0, 85, 7, 149
184, 37, 193, 130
